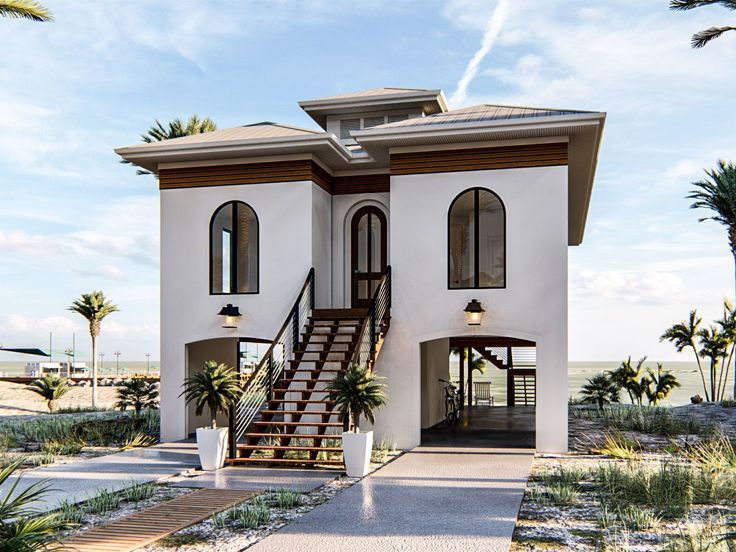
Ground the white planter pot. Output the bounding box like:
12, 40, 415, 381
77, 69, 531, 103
342, 430, 373, 477
196, 427, 228, 471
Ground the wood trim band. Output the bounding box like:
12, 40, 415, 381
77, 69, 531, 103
159, 160, 389, 195
390, 142, 568, 176
333, 173, 389, 195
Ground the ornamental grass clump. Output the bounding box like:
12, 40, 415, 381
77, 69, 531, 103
230, 503, 270, 529
85, 488, 121, 515
599, 430, 640, 460
121, 482, 156, 503
273, 488, 303, 509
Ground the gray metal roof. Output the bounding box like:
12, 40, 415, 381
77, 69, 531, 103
370, 104, 597, 129
124, 122, 321, 149
304, 87, 436, 102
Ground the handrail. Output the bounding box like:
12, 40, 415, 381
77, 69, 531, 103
229, 268, 315, 457
351, 266, 391, 371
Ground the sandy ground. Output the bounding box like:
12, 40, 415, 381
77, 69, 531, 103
0, 381, 119, 415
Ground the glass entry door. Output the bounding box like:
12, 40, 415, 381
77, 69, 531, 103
351, 206, 387, 309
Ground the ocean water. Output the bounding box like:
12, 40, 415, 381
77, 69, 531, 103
449, 360, 729, 406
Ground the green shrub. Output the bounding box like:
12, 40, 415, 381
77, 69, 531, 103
28, 452, 56, 466
599, 431, 640, 459
85, 488, 121, 515
598, 405, 701, 436
617, 505, 659, 531
42, 438, 84, 456
688, 435, 736, 472
539, 465, 587, 487
233, 504, 270, 528
121, 482, 156, 503
57, 499, 85, 525
273, 488, 303, 509
545, 482, 579, 504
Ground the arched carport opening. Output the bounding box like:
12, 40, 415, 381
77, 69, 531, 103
420, 335, 536, 448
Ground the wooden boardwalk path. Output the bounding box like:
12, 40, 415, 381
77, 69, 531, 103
59, 488, 254, 552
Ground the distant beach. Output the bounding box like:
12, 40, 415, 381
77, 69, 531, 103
0, 360, 159, 378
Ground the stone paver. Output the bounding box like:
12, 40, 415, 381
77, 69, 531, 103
172, 466, 336, 492
249, 445, 534, 552
0, 442, 199, 511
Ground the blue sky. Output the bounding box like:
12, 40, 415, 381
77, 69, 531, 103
0, 0, 734, 361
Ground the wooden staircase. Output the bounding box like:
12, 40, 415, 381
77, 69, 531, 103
230, 309, 368, 468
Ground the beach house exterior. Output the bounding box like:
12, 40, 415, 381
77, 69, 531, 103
116, 87, 605, 462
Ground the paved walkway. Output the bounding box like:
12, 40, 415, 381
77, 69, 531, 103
0, 442, 199, 511
249, 445, 534, 552
172, 466, 336, 492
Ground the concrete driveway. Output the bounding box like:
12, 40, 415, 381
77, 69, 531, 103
249, 445, 534, 552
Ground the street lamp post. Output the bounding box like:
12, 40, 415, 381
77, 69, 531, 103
114, 351, 121, 377
145, 353, 151, 376
99, 352, 105, 375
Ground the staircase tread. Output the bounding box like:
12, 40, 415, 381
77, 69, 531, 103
236, 445, 342, 452
253, 421, 343, 427
260, 410, 336, 415
242, 433, 342, 439
229, 457, 343, 466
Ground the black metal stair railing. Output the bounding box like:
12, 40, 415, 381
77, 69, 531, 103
228, 268, 314, 459
351, 266, 391, 371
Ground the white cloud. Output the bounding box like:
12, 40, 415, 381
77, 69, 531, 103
573, 269, 686, 305
77, 264, 125, 281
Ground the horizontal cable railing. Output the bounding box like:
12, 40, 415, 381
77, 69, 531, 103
230, 268, 314, 454
486, 347, 536, 367
351, 266, 391, 371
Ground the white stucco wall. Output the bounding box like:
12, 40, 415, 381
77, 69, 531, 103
372, 166, 569, 453
420, 337, 451, 429
160, 181, 326, 441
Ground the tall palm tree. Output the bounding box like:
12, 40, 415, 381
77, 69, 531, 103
698, 325, 729, 401
0, 0, 52, 21
688, 161, 736, 293
661, 310, 710, 400
644, 364, 681, 405
670, 0, 736, 48
717, 300, 736, 399
124, 115, 217, 175
68, 291, 119, 408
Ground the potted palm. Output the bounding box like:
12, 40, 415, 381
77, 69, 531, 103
326, 364, 388, 477
27, 375, 70, 413
180, 360, 241, 471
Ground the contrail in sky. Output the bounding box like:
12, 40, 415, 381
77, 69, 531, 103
450, 0, 510, 107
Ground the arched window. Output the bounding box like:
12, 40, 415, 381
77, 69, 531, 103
448, 188, 505, 289
210, 201, 258, 294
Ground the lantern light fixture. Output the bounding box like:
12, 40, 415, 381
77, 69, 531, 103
218, 304, 241, 329
463, 299, 485, 326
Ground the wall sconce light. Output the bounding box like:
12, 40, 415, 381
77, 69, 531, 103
463, 299, 485, 326
218, 304, 241, 329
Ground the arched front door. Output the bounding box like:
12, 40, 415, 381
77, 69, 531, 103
351, 206, 387, 309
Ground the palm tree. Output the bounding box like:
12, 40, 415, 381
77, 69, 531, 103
0, 460, 67, 550
115, 378, 159, 415
26, 375, 70, 413
0, 0, 53, 21
326, 364, 388, 432
68, 291, 119, 409
699, 325, 729, 401
670, 0, 736, 48
688, 161, 736, 294
644, 364, 681, 405
610, 357, 649, 406
661, 310, 711, 401
580, 374, 620, 410
180, 361, 241, 428
124, 115, 217, 175
717, 300, 736, 400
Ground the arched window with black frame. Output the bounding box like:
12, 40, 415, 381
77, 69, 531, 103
210, 201, 259, 294
448, 187, 505, 289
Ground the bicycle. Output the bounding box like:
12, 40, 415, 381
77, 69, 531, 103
438, 378, 463, 425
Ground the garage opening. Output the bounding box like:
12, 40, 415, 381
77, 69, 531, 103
420, 336, 536, 448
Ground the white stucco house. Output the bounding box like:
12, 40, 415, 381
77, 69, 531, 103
116, 87, 605, 465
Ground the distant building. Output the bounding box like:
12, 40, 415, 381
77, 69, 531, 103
25, 361, 89, 378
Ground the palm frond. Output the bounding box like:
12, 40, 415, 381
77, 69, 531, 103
180, 361, 241, 427
0, 0, 53, 21
670, 0, 736, 11
691, 25, 736, 47
326, 364, 388, 431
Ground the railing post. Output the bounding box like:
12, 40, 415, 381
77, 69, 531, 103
309, 270, 315, 310
369, 306, 377, 363
228, 404, 236, 460
267, 353, 273, 402
293, 304, 299, 353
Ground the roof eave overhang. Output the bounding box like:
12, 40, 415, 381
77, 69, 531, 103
114, 134, 363, 174
352, 112, 606, 246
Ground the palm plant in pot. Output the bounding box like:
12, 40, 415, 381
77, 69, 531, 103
180, 360, 241, 471
326, 364, 388, 477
